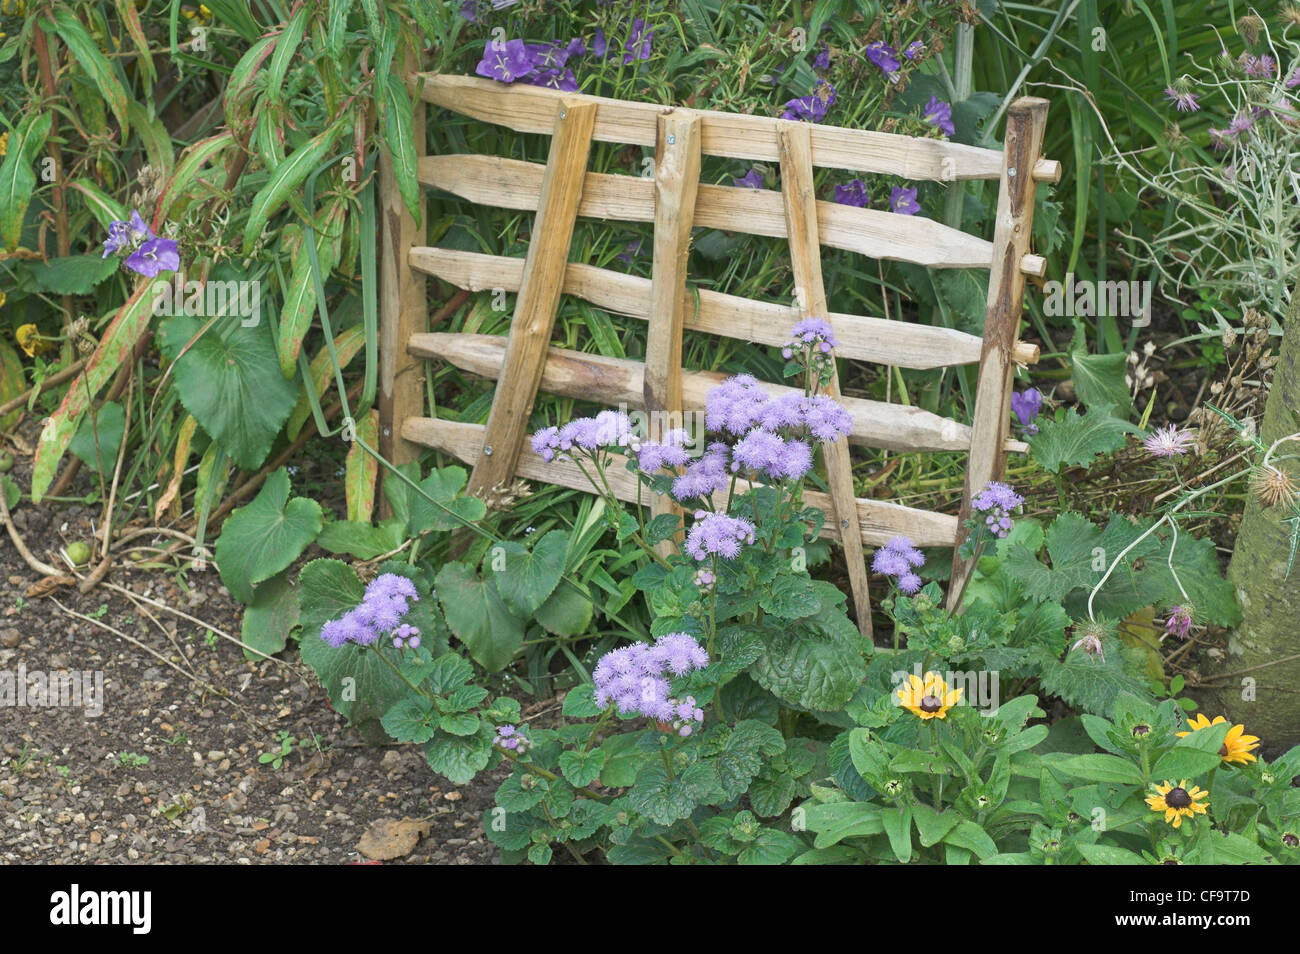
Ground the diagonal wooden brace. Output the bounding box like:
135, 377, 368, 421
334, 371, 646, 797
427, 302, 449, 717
643, 110, 702, 558
948, 98, 1049, 611
466, 98, 597, 503
778, 121, 873, 639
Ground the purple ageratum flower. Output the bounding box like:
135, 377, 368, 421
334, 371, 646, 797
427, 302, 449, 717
903, 41, 924, 60
1163, 86, 1200, 112
494, 724, 531, 753
531, 426, 560, 462
802, 394, 853, 442
636, 428, 692, 472
971, 480, 1024, 538
872, 535, 925, 593
865, 41, 900, 76
672, 442, 731, 502
705, 374, 770, 435
734, 168, 764, 189
923, 96, 955, 137
558, 410, 635, 452
890, 186, 920, 215
475, 38, 535, 84
124, 237, 180, 277
1010, 387, 1043, 434
813, 41, 830, 71
684, 511, 756, 561
781, 81, 836, 123
320, 572, 419, 649
834, 179, 869, 208
1143, 424, 1195, 458
592, 633, 708, 719
623, 18, 652, 65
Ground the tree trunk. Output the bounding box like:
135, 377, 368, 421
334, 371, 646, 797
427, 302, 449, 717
1200, 290, 1300, 753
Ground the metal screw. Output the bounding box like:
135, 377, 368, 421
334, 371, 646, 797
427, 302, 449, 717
559, 109, 567, 119
841, 518, 850, 529
666, 133, 676, 145
383, 427, 391, 436
483, 445, 494, 457
1008, 167, 1017, 178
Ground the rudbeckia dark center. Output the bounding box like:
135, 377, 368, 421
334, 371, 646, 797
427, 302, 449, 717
920, 695, 943, 712
1166, 787, 1192, 808
1218, 744, 1230, 756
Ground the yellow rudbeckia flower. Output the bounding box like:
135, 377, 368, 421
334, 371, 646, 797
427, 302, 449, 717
896, 671, 962, 720
1176, 714, 1260, 765
1145, 779, 1210, 828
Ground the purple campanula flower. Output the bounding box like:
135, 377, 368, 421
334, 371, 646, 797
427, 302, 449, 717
623, 18, 652, 64
566, 37, 586, 59
475, 38, 535, 84
781, 80, 836, 122
890, 185, 920, 215
529, 67, 578, 92
591, 27, 607, 59
865, 41, 900, 75
1010, 387, 1042, 434
904, 41, 924, 60
923, 96, 955, 137
813, 41, 830, 71
616, 238, 643, 264
734, 168, 764, 189
124, 237, 179, 277
834, 179, 869, 207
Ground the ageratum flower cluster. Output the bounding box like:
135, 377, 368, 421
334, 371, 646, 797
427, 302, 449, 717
593, 633, 709, 733
871, 536, 926, 594
684, 512, 756, 561
971, 481, 1024, 539
320, 573, 420, 649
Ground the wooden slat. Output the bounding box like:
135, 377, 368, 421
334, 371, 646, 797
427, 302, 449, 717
419, 154, 996, 269
778, 121, 873, 639
408, 332, 1029, 456
948, 98, 1050, 610
408, 247, 1041, 370
378, 53, 426, 517
643, 111, 701, 558
403, 416, 960, 548
465, 98, 596, 501
419, 73, 1007, 181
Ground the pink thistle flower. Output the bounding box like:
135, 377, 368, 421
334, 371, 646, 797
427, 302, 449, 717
1143, 425, 1196, 458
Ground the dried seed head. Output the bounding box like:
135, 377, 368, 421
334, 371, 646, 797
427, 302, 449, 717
1237, 14, 1264, 44
1282, 5, 1300, 28
1251, 465, 1298, 508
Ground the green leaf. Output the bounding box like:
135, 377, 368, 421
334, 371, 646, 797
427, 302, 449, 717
1077, 843, 1148, 865
737, 828, 803, 865
314, 518, 405, 560
558, 748, 606, 788
424, 730, 493, 785
1027, 404, 1141, 475
379, 70, 422, 223
1056, 754, 1144, 785
438, 712, 481, 737
24, 254, 119, 295
911, 803, 960, 847
487, 530, 568, 618
158, 316, 300, 471
0, 111, 52, 250
534, 582, 593, 637
750, 625, 866, 711
881, 804, 913, 863
425, 653, 474, 695
943, 820, 997, 860
68, 402, 125, 476
49, 8, 131, 141
1069, 323, 1133, 413
801, 802, 884, 848
239, 570, 299, 661
215, 469, 323, 604
434, 562, 525, 671
561, 684, 604, 718
382, 697, 437, 744
758, 572, 822, 620
628, 761, 718, 826
410, 466, 485, 533
242, 120, 347, 253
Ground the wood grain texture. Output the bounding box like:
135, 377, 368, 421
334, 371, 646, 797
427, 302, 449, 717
418, 153, 995, 268
403, 416, 961, 547
408, 247, 1041, 371
407, 332, 1031, 455
378, 54, 426, 518
643, 111, 701, 557
465, 98, 596, 502
948, 98, 1050, 610
417, 73, 1006, 181
778, 121, 872, 638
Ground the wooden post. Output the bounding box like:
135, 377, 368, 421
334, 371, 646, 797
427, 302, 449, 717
644, 110, 701, 558
948, 97, 1049, 610
778, 122, 873, 639
378, 55, 426, 516
465, 98, 597, 502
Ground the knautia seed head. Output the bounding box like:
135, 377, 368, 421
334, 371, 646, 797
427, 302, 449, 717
1251, 464, 1298, 508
